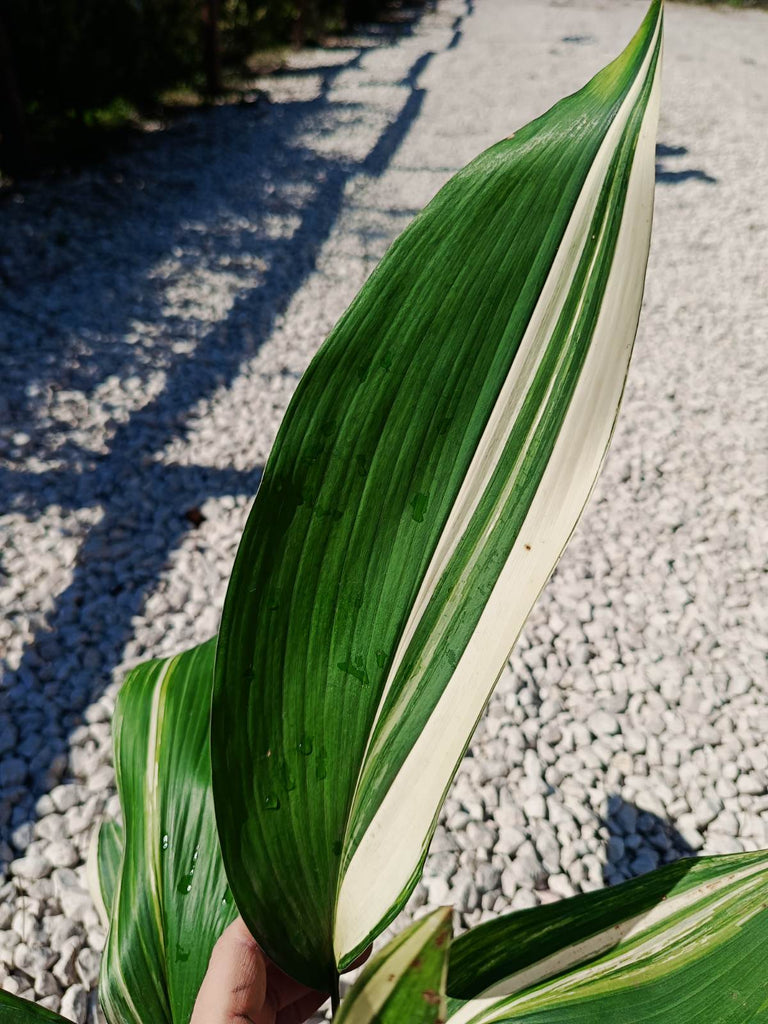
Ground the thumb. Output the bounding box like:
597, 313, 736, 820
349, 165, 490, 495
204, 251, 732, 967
190, 917, 276, 1024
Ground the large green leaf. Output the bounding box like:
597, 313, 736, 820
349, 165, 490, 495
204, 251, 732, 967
99, 639, 237, 1024
446, 852, 768, 1023
337, 909, 452, 1024
0, 994, 68, 1023
212, 0, 663, 990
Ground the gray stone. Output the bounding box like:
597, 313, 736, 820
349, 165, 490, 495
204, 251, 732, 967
588, 711, 620, 736
10, 853, 51, 881
511, 889, 538, 910
706, 834, 745, 855
523, 794, 547, 821
45, 840, 80, 869
13, 942, 57, 975
495, 826, 526, 856
53, 937, 82, 988
50, 786, 82, 814
423, 876, 450, 906
34, 971, 60, 998
630, 851, 659, 875
548, 873, 576, 898
61, 983, 88, 1023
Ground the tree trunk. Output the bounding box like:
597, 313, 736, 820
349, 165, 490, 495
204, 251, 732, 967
202, 0, 222, 96
291, 0, 307, 48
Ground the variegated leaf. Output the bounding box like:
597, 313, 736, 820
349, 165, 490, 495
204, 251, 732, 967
87, 819, 124, 930
99, 639, 237, 1024
212, 0, 663, 989
337, 909, 452, 1024
446, 852, 768, 1023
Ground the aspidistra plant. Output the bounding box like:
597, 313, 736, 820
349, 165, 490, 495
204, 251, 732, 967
21, 4, 768, 1024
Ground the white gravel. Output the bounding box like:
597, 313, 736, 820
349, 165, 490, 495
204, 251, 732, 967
1, 0, 767, 1019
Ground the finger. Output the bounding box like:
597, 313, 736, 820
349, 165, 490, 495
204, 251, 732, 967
265, 957, 324, 1012
277, 991, 328, 1024
270, 944, 369, 1015
190, 918, 274, 1024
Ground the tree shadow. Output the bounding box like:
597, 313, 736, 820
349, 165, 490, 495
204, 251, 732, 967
0, 1, 476, 849
602, 794, 695, 887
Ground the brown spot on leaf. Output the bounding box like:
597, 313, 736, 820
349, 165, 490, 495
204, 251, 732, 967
524, 543, 531, 551
422, 990, 440, 1005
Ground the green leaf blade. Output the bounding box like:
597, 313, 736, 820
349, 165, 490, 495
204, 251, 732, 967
337, 908, 452, 1024
0, 993, 69, 1023
213, 0, 663, 988
99, 640, 237, 1024
446, 852, 768, 1023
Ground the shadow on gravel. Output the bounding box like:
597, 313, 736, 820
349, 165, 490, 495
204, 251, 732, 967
562, 34, 596, 45
655, 142, 717, 185
0, 3, 476, 855
603, 795, 695, 887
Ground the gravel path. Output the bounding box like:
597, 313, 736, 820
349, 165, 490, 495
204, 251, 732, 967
1, 0, 766, 1018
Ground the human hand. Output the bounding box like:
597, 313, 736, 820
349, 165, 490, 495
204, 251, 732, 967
190, 917, 327, 1024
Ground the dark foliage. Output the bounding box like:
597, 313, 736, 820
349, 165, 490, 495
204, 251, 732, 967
0, 0, 408, 176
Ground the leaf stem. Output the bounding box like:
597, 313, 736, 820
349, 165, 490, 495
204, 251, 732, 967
330, 972, 341, 1017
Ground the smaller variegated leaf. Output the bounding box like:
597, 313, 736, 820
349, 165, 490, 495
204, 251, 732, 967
87, 819, 124, 930
337, 908, 452, 1024
446, 852, 768, 1023
100, 639, 237, 1024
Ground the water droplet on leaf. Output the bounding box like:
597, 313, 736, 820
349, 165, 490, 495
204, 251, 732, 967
176, 872, 194, 895
410, 492, 429, 524
338, 656, 370, 686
